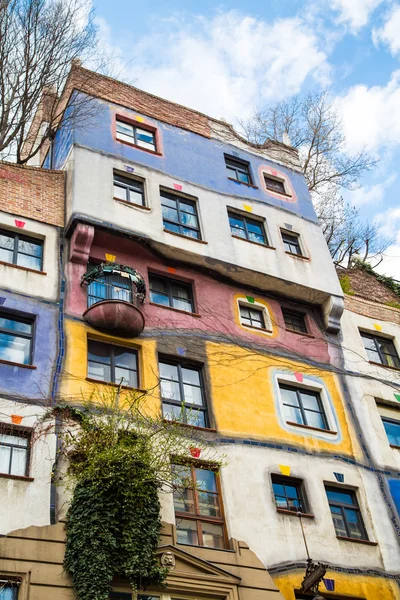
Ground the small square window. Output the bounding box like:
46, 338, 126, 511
271, 474, 307, 513
228, 211, 268, 245
0, 312, 34, 365
161, 190, 201, 240
282, 309, 307, 334
281, 231, 302, 256
239, 304, 266, 330
325, 486, 368, 541
280, 384, 329, 431
0, 426, 30, 477
159, 358, 207, 427
264, 175, 286, 194
225, 156, 252, 185
113, 172, 145, 206
360, 332, 400, 369
0, 229, 43, 271
382, 418, 400, 447
87, 340, 138, 388
149, 274, 194, 313
116, 119, 156, 152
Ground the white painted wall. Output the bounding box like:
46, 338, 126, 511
0, 210, 60, 301
0, 398, 56, 534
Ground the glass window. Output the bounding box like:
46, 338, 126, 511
382, 418, 400, 447
88, 340, 138, 388
159, 359, 207, 428
228, 212, 267, 245
161, 191, 201, 240
172, 464, 226, 549
0, 229, 43, 271
360, 332, 400, 368
87, 268, 132, 308
325, 486, 368, 540
149, 274, 194, 313
264, 175, 286, 194
113, 172, 145, 206
224, 156, 252, 185
281, 231, 302, 255
282, 309, 307, 334
116, 119, 156, 152
239, 305, 266, 330
0, 429, 29, 476
0, 313, 34, 365
280, 384, 329, 431
0, 583, 18, 600
271, 475, 306, 513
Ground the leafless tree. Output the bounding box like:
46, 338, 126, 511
239, 92, 392, 266
0, 0, 102, 164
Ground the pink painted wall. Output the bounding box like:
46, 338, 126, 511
66, 229, 331, 364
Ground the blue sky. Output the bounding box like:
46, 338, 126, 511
91, 0, 400, 277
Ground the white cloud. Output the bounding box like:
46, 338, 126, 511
336, 70, 400, 153
374, 207, 400, 279
97, 11, 330, 121
329, 0, 384, 32
347, 173, 396, 207
373, 4, 400, 55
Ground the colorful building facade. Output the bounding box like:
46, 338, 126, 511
0, 64, 399, 599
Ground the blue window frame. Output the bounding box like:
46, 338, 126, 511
382, 417, 400, 447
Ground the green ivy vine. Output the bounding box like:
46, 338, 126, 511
352, 259, 400, 297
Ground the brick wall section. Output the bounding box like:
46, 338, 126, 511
0, 161, 64, 227
338, 268, 400, 305
344, 295, 400, 325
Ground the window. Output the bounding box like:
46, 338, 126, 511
172, 463, 226, 549
0, 313, 34, 365
0, 583, 19, 600
0, 229, 43, 271
109, 594, 132, 600
161, 191, 201, 240
239, 305, 266, 330
113, 172, 145, 206
360, 332, 400, 368
282, 309, 307, 334
280, 384, 329, 430
382, 417, 400, 447
281, 231, 302, 255
228, 211, 267, 245
325, 486, 368, 540
116, 119, 156, 152
159, 359, 207, 427
0, 428, 30, 477
271, 475, 306, 513
225, 156, 252, 185
87, 268, 132, 308
149, 274, 194, 313
264, 175, 286, 194
87, 340, 138, 388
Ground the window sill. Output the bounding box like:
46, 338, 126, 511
285, 328, 315, 338
85, 378, 146, 393
177, 542, 234, 552
286, 421, 337, 435
276, 508, 314, 518
390, 444, 400, 450
336, 536, 377, 546
231, 235, 276, 250
0, 260, 46, 275
115, 137, 162, 156
162, 419, 217, 433
241, 323, 273, 334
227, 177, 258, 189
149, 302, 201, 318
369, 361, 400, 372
285, 251, 309, 260
114, 198, 151, 211
163, 229, 208, 244
0, 359, 36, 370
266, 188, 292, 199
0, 472, 34, 482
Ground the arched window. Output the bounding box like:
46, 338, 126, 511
81, 263, 146, 308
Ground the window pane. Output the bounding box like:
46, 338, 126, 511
136, 128, 155, 150
182, 367, 200, 386
183, 384, 202, 406
330, 506, 347, 536
275, 495, 288, 509
283, 404, 303, 424
0, 232, 14, 250
116, 121, 133, 136
179, 201, 196, 215
285, 485, 299, 499
280, 387, 300, 407
181, 227, 200, 239
300, 392, 320, 411
180, 212, 198, 228
383, 419, 400, 446
176, 518, 198, 545
10, 446, 27, 476
114, 348, 137, 370
248, 231, 265, 244
272, 482, 285, 496
88, 361, 111, 382
163, 403, 185, 422
198, 492, 220, 517
161, 195, 177, 209
0, 317, 31, 334
114, 367, 137, 388
0, 585, 15, 600
160, 362, 179, 381
163, 221, 180, 235
172, 297, 192, 312
150, 277, 168, 294
326, 489, 355, 505
265, 176, 285, 193
113, 183, 127, 201
0, 445, 11, 474
0, 433, 28, 447
173, 487, 195, 513
185, 408, 206, 427
161, 379, 181, 401
201, 521, 225, 549
151, 290, 170, 306
0, 247, 14, 263
0, 332, 31, 364
88, 341, 111, 364
344, 508, 365, 539
18, 238, 42, 257
305, 410, 326, 430
196, 469, 217, 492
17, 253, 42, 270
238, 171, 250, 184
162, 206, 179, 223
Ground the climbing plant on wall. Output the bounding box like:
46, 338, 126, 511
49, 388, 219, 600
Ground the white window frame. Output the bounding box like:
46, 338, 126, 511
237, 298, 273, 334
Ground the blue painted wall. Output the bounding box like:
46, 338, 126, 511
388, 478, 400, 519
0, 291, 58, 400
49, 94, 317, 222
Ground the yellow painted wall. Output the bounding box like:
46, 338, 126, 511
206, 341, 362, 458
274, 570, 400, 600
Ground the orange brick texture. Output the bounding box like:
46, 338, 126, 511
0, 161, 65, 227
